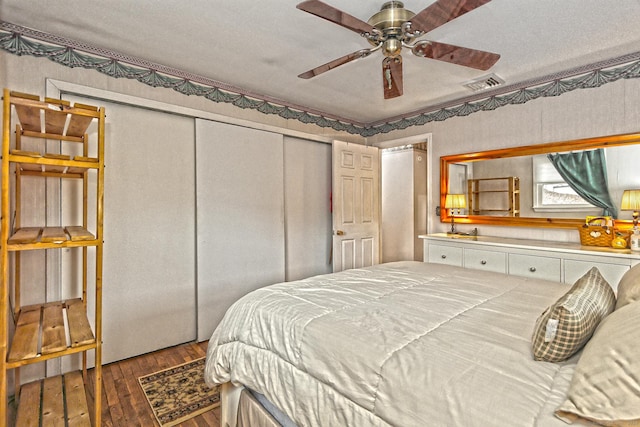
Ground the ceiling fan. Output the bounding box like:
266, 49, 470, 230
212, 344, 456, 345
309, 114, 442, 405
296, 0, 500, 99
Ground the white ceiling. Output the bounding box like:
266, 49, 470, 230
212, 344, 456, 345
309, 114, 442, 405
2, 0, 640, 125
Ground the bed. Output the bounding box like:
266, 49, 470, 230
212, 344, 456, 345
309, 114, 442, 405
204, 261, 640, 427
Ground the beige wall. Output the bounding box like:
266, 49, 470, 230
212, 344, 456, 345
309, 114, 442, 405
367, 77, 640, 242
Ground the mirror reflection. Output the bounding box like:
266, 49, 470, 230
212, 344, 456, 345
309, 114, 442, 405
441, 132, 640, 229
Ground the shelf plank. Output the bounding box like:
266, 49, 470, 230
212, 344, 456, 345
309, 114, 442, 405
65, 167, 88, 176
7, 239, 100, 251
43, 164, 69, 174
21, 129, 84, 143
44, 98, 70, 136
42, 303, 67, 355
14, 381, 41, 427
11, 92, 98, 140
8, 227, 42, 244
41, 227, 68, 243
8, 227, 97, 249
17, 164, 91, 177
7, 306, 41, 362
15, 373, 91, 427
43, 153, 72, 161
66, 104, 96, 138
42, 376, 66, 426
64, 371, 91, 426
12, 92, 42, 132
8, 301, 96, 365
18, 163, 44, 173
66, 226, 95, 242
67, 299, 95, 347
10, 153, 99, 176
10, 149, 41, 158
73, 156, 98, 163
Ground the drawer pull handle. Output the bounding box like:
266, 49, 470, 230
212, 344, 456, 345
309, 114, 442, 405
441, 255, 447, 259
529, 267, 537, 272
481, 260, 487, 265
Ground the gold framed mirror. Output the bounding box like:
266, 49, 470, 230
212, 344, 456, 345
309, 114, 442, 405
440, 131, 640, 229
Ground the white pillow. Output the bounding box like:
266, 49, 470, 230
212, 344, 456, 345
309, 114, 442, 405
555, 300, 640, 426
615, 263, 640, 310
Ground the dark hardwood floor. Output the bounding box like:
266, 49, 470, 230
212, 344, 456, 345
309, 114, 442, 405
86, 341, 221, 427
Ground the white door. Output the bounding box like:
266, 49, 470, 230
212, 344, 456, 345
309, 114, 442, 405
332, 140, 380, 272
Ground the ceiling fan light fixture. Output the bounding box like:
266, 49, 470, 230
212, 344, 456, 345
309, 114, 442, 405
383, 38, 402, 57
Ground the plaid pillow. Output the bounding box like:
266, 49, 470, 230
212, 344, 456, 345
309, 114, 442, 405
531, 267, 615, 362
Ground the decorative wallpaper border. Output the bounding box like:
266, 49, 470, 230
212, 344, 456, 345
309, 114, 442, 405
2, 21, 640, 137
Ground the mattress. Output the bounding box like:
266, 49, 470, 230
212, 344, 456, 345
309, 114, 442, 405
204, 261, 596, 426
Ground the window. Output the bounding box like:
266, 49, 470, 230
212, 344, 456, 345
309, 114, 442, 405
532, 155, 595, 211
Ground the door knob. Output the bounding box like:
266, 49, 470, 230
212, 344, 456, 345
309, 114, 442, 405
335, 230, 345, 236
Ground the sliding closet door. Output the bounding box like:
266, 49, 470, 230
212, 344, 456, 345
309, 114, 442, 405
66, 95, 197, 364
196, 120, 285, 341
284, 136, 332, 281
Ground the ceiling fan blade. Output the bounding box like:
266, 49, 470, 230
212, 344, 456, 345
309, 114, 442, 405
412, 40, 499, 70
296, 0, 377, 36
409, 0, 492, 34
299, 49, 374, 79
383, 57, 403, 99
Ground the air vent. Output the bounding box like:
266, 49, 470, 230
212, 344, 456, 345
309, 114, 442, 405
463, 73, 505, 92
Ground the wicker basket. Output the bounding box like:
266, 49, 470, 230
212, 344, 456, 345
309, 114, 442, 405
578, 217, 614, 247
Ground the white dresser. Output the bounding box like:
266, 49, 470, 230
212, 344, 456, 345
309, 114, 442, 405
420, 233, 640, 290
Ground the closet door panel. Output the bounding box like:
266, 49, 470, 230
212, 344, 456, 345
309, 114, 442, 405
196, 119, 285, 341
65, 95, 197, 364
284, 136, 332, 281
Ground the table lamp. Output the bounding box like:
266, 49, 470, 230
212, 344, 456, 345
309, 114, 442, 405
621, 189, 640, 251
445, 193, 466, 235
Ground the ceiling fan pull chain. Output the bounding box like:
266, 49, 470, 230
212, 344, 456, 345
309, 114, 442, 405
385, 67, 392, 89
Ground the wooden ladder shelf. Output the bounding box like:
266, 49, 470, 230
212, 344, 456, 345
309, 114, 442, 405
1, 89, 106, 426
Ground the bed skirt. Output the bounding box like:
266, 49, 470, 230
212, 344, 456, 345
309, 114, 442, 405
237, 389, 281, 427
221, 382, 292, 427
220, 382, 243, 427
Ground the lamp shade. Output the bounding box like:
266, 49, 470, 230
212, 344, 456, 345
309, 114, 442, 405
445, 193, 467, 210
621, 189, 640, 211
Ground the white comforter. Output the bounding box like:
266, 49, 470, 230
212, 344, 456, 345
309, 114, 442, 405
204, 261, 592, 427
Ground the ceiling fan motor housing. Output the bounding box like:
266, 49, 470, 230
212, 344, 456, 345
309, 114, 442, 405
368, 1, 415, 57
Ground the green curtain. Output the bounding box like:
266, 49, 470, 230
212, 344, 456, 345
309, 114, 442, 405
547, 148, 617, 218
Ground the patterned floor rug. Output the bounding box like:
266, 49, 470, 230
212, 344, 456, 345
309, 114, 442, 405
138, 357, 220, 426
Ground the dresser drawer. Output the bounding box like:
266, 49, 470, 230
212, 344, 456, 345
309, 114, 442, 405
564, 259, 629, 290
464, 248, 507, 273
508, 253, 561, 282
428, 244, 463, 267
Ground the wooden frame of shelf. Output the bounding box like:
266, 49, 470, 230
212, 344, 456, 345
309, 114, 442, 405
1, 89, 105, 426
